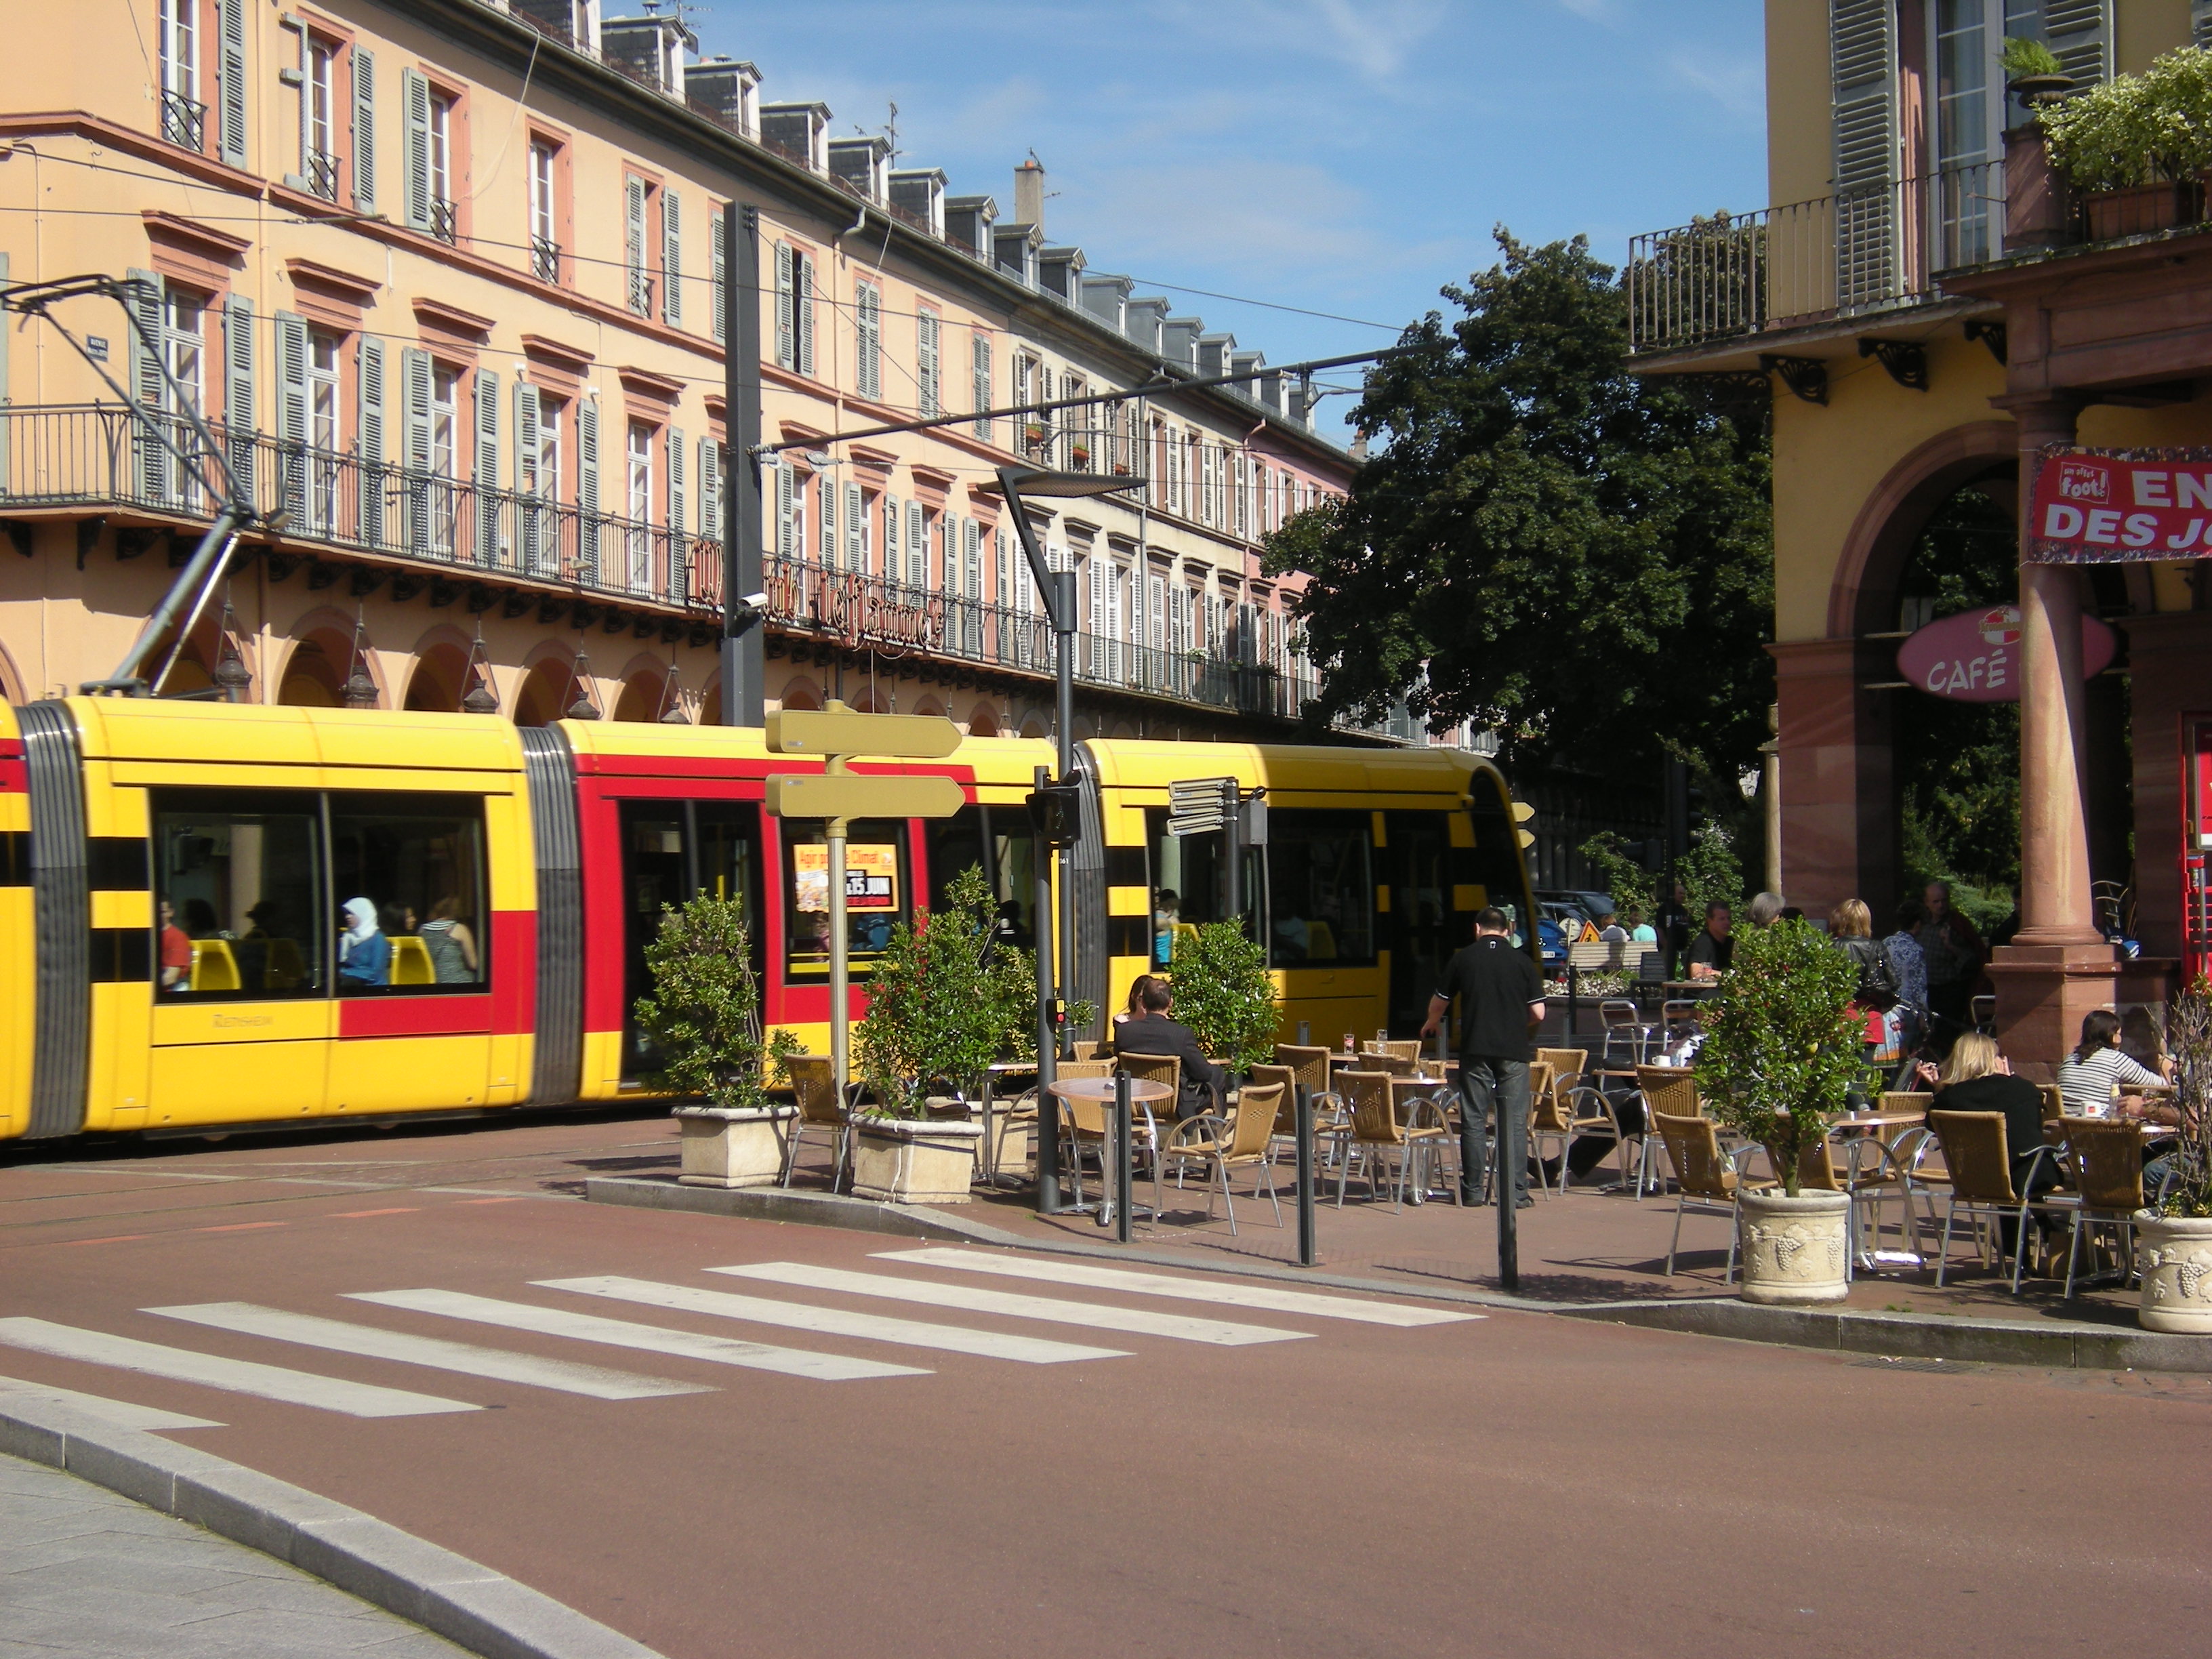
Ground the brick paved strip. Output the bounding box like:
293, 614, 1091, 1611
0, 1393, 666, 1659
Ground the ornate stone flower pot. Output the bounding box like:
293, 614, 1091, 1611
2137, 1213, 2212, 1333
1736, 1189, 1851, 1306
673, 1105, 797, 1189
851, 1115, 985, 1204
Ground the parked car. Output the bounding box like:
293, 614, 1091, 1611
1539, 888, 1616, 924
1535, 914, 1568, 969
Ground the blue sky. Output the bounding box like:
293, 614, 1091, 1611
690, 0, 1767, 436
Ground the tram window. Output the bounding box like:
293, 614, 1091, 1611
926, 805, 1039, 948
150, 790, 325, 1000
620, 799, 762, 1076
327, 794, 489, 994
1265, 810, 1375, 967
1145, 806, 1263, 956
782, 819, 910, 976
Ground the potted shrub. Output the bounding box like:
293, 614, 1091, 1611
634, 893, 801, 1189
851, 866, 1037, 1203
2041, 45, 2212, 239
1692, 918, 1868, 1306
2001, 35, 2074, 110
2137, 978, 2212, 1332
1164, 920, 1281, 1077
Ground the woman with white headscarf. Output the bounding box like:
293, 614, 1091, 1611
337, 897, 390, 988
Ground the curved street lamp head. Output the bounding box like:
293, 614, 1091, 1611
995, 466, 1149, 500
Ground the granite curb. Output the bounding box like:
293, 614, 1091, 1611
0, 1395, 665, 1659
583, 1174, 2212, 1372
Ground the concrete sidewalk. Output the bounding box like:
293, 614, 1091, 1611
0, 1453, 466, 1658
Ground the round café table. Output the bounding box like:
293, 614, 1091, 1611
1046, 1076, 1173, 1223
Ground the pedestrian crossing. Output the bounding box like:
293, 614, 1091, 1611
0, 1250, 1477, 1426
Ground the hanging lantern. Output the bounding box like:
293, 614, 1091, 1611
657, 661, 689, 724
342, 613, 377, 709
565, 652, 601, 720
459, 625, 500, 714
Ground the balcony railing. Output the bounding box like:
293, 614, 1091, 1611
429, 197, 458, 245
1626, 161, 2005, 355
531, 234, 563, 285
305, 148, 340, 202
0, 402, 1326, 724
626, 267, 654, 316
160, 88, 206, 152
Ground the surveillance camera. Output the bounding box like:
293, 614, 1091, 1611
740, 592, 769, 609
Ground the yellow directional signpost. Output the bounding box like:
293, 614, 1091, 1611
764, 701, 965, 1113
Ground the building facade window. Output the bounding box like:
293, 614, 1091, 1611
775, 243, 815, 375
158, 0, 205, 150
624, 174, 656, 317
626, 419, 655, 591
306, 329, 342, 531
855, 281, 882, 402
304, 34, 340, 199
426, 89, 456, 241
916, 307, 941, 417
529, 140, 560, 283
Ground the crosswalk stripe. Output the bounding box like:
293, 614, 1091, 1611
535, 1276, 1130, 1365
0, 1319, 476, 1418
144, 1303, 714, 1401
706, 1263, 1311, 1347
345, 1290, 928, 1382
876, 1248, 1483, 1328
0, 1372, 223, 1431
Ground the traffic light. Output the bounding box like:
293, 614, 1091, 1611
1026, 781, 1083, 848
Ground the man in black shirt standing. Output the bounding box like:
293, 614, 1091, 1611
1420, 907, 1547, 1225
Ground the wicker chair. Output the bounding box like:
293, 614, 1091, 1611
1367, 1039, 1424, 1065
780, 1054, 852, 1191
1044, 1059, 1115, 1211
2060, 1116, 2150, 1297
1631, 1065, 1703, 1194
1160, 1082, 1287, 1234
1654, 1111, 1772, 1281
2037, 1084, 2066, 1145
1926, 1109, 2070, 1292
1334, 1069, 1454, 1212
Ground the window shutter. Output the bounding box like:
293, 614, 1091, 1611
275, 309, 308, 523
474, 369, 501, 560
2198, 0, 2212, 48
817, 474, 835, 565
625, 176, 649, 315
295, 25, 312, 186
1830, 0, 1896, 311
882, 493, 900, 584
401, 346, 432, 547
514, 380, 541, 569
125, 270, 169, 501
357, 335, 385, 547
2046, 1, 2112, 85
972, 335, 991, 441
994, 530, 1009, 609
905, 502, 926, 588
774, 243, 794, 369
350, 47, 375, 209
401, 68, 431, 232
222, 295, 255, 504
577, 396, 600, 579
662, 189, 682, 327
916, 311, 940, 417
796, 253, 815, 377
772, 460, 794, 559
710, 207, 726, 343
845, 480, 865, 571
699, 436, 720, 543
667, 427, 686, 595
856, 284, 880, 402
216, 0, 247, 168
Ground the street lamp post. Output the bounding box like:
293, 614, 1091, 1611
997, 464, 1147, 1216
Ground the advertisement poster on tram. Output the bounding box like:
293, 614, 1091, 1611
793, 844, 899, 911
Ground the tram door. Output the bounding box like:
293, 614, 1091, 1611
1385, 812, 1454, 1033
2184, 716, 2212, 983
617, 799, 761, 1079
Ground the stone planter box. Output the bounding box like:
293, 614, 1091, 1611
2083, 180, 2199, 242
673, 1105, 797, 1189
1736, 1189, 1851, 1306
2137, 1212, 2212, 1333
851, 1115, 985, 1204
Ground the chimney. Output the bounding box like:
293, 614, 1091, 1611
1014, 157, 1046, 236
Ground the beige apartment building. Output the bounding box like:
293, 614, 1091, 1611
0, 0, 1358, 741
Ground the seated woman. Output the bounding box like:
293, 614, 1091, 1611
337, 897, 390, 989
2059, 1009, 2165, 1117
419, 894, 480, 983
1915, 1033, 2064, 1250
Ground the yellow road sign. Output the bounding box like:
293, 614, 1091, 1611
765, 772, 966, 821
766, 705, 964, 759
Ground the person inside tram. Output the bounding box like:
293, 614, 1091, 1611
338, 897, 390, 988
1153, 888, 1180, 967
158, 897, 192, 990
419, 895, 480, 983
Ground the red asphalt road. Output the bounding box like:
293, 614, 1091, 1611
3, 1115, 2208, 1659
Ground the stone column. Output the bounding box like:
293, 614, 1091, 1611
1988, 394, 2117, 1078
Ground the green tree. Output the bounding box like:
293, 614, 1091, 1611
1677, 819, 1746, 920
1166, 922, 1281, 1071
634, 893, 797, 1111
1263, 231, 1773, 784
1579, 831, 1658, 919
857, 865, 1041, 1118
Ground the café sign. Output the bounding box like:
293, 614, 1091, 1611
2030, 445, 2212, 561
1897, 605, 2116, 703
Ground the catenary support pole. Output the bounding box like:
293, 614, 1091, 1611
1113, 1070, 1132, 1244
1295, 1084, 1315, 1268
1033, 764, 1061, 1214
722, 203, 765, 727
827, 813, 850, 1114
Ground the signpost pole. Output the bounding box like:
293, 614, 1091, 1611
1225, 779, 1242, 929
1295, 1084, 1316, 1268
827, 809, 850, 1114
1033, 764, 1062, 1214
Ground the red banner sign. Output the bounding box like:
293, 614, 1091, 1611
2030, 446, 2212, 562
1896, 605, 2117, 701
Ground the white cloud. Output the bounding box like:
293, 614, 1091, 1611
1665, 48, 1764, 123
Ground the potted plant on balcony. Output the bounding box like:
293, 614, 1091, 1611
2041, 45, 2212, 240
2001, 35, 2073, 109
1691, 918, 1868, 1306
1164, 920, 1281, 1078
851, 865, 1033, 1203
2137, 978, 2212, 1332
636, 893, 802, 1189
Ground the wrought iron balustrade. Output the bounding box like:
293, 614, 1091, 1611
429, 197, 459, 245
160, 89, 207, 152
531, 234, 563, 285
305, 148, 340, 201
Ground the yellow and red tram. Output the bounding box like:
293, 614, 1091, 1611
0, 699, 1534, 1143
